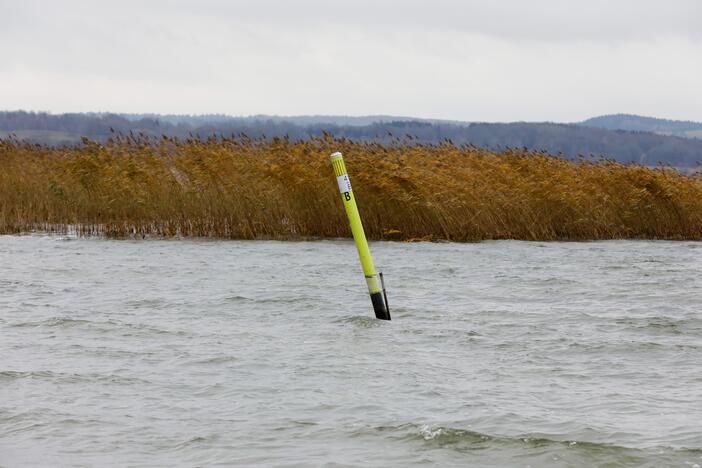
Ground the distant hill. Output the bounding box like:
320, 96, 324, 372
580, 114, 702, 139
116, 113, 468, 127
2, 111, 702, 168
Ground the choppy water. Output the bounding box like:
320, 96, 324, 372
2, 236, 702, 467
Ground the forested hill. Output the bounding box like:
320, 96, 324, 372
2, 111, 702, 168
580, 114, 702, 139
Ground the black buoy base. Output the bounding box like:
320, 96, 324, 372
370, 292, 391, 321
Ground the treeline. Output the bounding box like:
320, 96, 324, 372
2, 111, 702, 167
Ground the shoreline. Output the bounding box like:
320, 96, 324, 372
3, 228, 701, 243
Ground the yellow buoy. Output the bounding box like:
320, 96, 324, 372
330, 151, 390, 320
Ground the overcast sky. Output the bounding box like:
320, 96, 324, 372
1, 0, 700, 122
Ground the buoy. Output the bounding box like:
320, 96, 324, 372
330, 152, 391, 320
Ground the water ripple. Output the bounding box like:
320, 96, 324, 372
1, 235, 701, 467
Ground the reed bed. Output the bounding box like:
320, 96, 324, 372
1, 136, 702, 241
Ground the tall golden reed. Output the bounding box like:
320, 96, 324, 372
1, 135, 701, 240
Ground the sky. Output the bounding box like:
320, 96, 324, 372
1, 0, 701, 122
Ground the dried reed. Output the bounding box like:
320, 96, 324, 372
1, 136, 701, 240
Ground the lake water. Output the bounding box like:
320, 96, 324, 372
2, 236, 702, 467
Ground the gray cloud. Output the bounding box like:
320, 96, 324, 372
1, 0, 700, 121
134, 0, 702, 43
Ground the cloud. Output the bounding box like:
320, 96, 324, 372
0, 0, 700, 121
144, 0, 702, 43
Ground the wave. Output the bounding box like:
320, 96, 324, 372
222, 294, 305, 305
8, 316, 188, 336
0, 369, 151, 386
9, 317, 92, 328
614, 316, 702, 332
333, 315, 383, 328
364, 423, 702, 465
